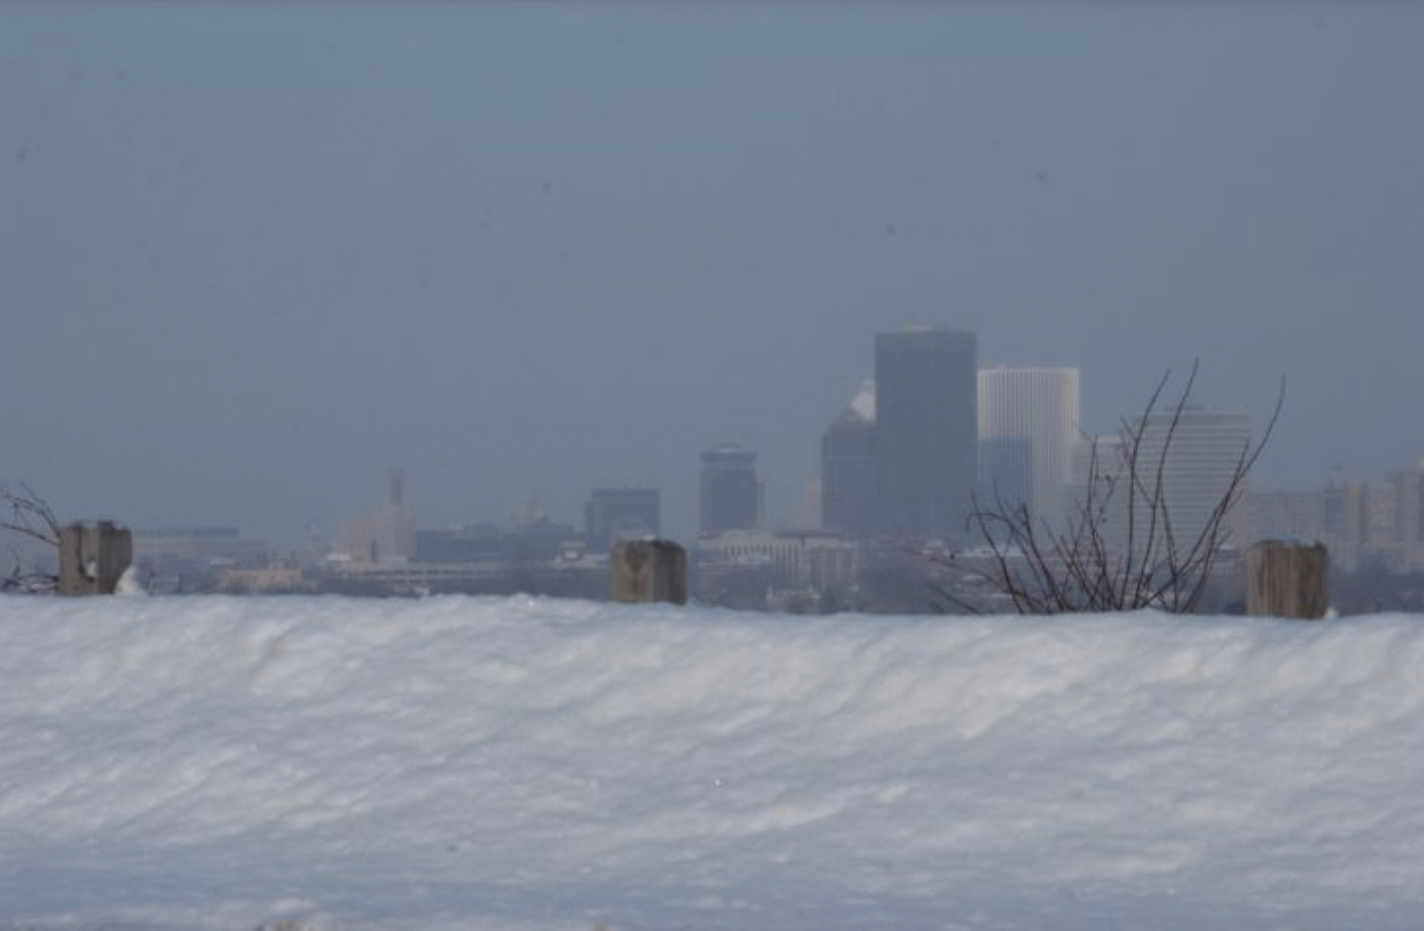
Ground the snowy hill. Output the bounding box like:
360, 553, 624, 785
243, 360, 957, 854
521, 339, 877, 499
1, 595, 1422, 931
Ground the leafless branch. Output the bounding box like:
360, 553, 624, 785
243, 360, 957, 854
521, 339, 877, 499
937, 363, 1283, 615
1, 483, 61, 594
1, 482, 61, 548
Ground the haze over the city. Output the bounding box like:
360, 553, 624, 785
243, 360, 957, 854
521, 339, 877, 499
3, 1, 1420, 545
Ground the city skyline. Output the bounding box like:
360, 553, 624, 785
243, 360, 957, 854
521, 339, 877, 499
6, 321, 1419, 561
16, 335, 1422, 598
8, 334, 1422, 553
4, 3, 1419, 545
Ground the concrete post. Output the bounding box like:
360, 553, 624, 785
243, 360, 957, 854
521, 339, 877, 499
58, 521, 133, 596
1246, 541, 1328, 620
609, 539, 687, 605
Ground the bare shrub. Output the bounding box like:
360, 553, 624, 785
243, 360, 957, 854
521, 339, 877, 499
1, 481, 60, 593
939, 362, 1283, 614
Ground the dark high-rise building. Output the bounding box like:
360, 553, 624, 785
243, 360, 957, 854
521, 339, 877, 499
584, 487, 661, 554
700, 445, 760, 534
822, 380, 877, 538
874, 328, 978, 541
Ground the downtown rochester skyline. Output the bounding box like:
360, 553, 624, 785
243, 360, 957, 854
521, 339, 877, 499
3, 2, 1419, 545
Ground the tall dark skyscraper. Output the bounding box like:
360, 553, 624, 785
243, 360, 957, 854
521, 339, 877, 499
874, 328, 978, 541
699, 445, 761, 534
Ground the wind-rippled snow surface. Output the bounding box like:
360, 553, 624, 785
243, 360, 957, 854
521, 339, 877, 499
2, 596, 1422, 930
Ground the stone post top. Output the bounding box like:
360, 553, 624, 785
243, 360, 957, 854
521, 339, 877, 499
608, 538, 687, 606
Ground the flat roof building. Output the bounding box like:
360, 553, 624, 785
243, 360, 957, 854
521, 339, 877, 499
874, 328, 977, 541
700, 444, 761, 534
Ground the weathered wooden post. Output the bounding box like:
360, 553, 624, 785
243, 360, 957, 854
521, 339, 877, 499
58, 521, 133, 596
609, 539, 687, 605
1246, 541, 1328, 620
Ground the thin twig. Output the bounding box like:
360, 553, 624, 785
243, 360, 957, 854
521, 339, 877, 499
931, 363, 1283, 616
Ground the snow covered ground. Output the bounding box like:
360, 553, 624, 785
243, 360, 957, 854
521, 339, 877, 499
1, 594, 1422, 931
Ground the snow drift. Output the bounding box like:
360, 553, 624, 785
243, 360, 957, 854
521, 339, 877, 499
1, 595, 1422, 930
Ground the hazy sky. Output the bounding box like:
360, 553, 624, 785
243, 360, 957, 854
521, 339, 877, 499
3, 1, 1420, 545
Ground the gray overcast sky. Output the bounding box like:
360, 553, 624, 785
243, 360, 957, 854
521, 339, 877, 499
3, 1, 1420, 544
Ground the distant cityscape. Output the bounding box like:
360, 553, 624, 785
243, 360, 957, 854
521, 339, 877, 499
45, 326, 1422, 612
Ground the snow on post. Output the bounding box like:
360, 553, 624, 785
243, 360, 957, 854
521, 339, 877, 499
609, 538, 687, 605
1246, 540, 1328, 620
57, 521, 133, 596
